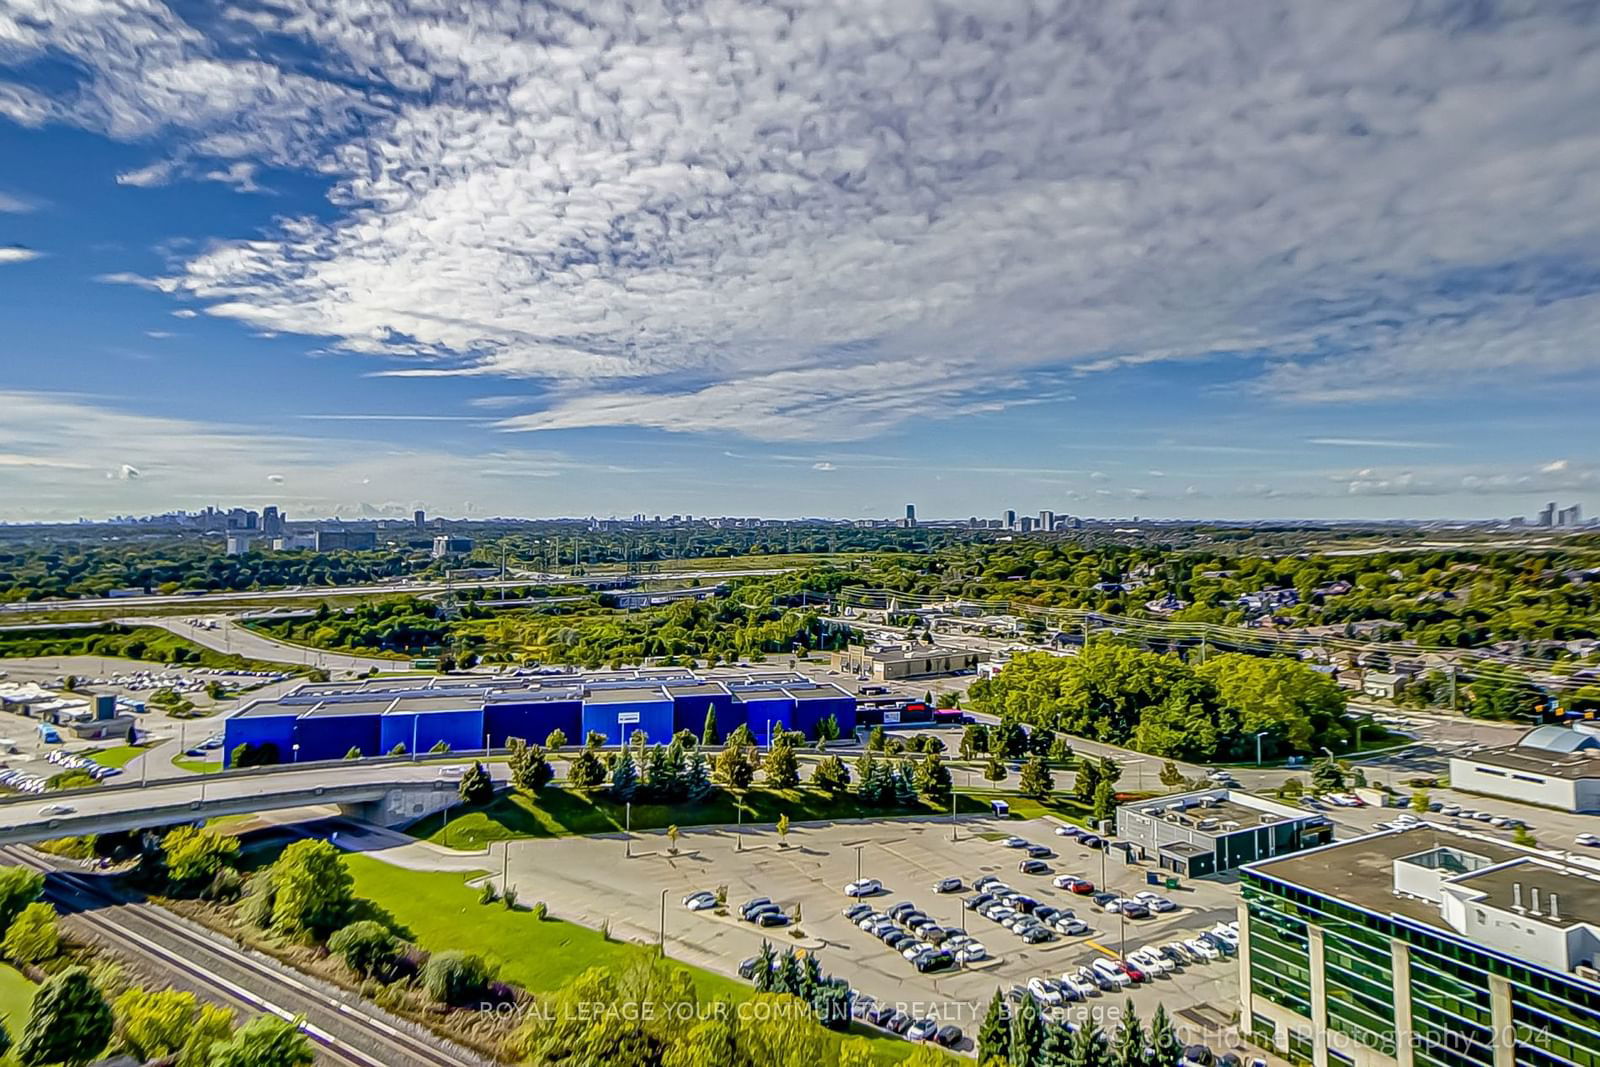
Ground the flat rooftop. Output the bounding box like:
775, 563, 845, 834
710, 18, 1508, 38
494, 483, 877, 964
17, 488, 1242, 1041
1249, 827, 1600, 934
1454, 863, 1600, 931
300, 698, 396, 718
732, 686, 792, 702
386, 695, 476, 714
585, 686, 670, 704
1456, 745, 1600, 780
790, 683, 851, 702
667, 682, 727, 698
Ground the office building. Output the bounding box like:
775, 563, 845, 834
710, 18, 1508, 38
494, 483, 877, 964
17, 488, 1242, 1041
1447, 723, 1600, 812
313, 528, 378, 552
224, 533, 253, 555
222, 671, 856, 764
828, 644, 981, 680
261, 506, 283, 537
905, 504, 916, 527
1039, 510, 1055, 531
1004, 509, 1017, 529
431, 535, 475, 559
1538, 502, 1557, 527
414, 509, 426, 530
1558, 504, 1583, 527
1115, 788, 1333, 877
1240, 825, 1600, 1067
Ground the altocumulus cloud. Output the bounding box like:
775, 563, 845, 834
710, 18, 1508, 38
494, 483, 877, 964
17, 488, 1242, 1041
12, 1, 1600, 439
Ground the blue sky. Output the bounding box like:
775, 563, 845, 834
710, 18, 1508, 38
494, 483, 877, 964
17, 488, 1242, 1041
2, 1, 1598, 523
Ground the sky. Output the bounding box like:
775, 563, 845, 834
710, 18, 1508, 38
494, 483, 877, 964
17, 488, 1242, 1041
2, 1, 1599, 524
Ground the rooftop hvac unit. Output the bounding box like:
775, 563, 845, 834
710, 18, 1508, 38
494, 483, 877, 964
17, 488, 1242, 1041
1196, 819, 1220, 832
1221, 821, 1240, 831
1259, 814, 1280, 824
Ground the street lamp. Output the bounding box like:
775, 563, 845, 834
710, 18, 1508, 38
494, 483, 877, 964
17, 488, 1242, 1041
292, 743, 300, 764
1254, 731, 1269, 768
855, 845, 864, 884
659, 887, 669, 949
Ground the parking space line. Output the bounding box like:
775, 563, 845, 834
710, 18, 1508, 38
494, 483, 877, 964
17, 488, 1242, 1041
1083, 938, 1120, 958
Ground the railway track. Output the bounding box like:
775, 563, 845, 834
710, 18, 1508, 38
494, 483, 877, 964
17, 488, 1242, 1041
0, 845, 490, 1067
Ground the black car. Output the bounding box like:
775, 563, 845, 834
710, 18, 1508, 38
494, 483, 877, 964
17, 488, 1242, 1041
1033, 905, 1060, 922
737, 957, 762, 980
1010, 895, 1040, 913
755, 911, 789, 927
885, 1011, 913, 1034
739, 897, 773, 919
888, 901, 917, 921
1020, 926, 1055, 944
915, 951, 956, 973
884, 931, 912, 950
963, 892, 993, 911
935, 1024, 964, 1048
744, 903, 781, 922
1026, 845, 1054, 858
851, 995, 875, 1020
1018, 859, 1049, 874
867, 1003, 897, 1027
1080, 834, 1104, 849
920, 926, 949, 945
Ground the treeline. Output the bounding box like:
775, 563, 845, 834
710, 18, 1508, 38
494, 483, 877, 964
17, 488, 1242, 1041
968, 643, 1349, 761
0, 624, 284, 672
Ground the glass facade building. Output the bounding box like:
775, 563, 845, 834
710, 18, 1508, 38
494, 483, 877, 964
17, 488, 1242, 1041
1239, 829, 1600, 1067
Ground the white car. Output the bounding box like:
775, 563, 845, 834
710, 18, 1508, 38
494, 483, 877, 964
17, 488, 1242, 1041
956, 943, 988, 963
907, 1018, 940, 1042
1060, 973, 1098, 998
844, 878, 883, 897
1132, 947, 1174, 975
38, 803, 73, 816
1027, 977, 1064, 1005
1052, 874, 1081, 889
1162, 941, 1194, 964
1134, 891, 1178, 913
682, 891, 717, 911
1090, 958, 1132, 988
1576, 833, 1598, 847
1210, 923, 1240, 946
1185, 938, 1220, 961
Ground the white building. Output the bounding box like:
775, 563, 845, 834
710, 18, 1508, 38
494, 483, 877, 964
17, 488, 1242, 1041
1447, 723, 1600, 812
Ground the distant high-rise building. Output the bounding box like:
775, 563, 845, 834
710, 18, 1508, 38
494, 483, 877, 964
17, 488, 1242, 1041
1039, 509, 1055, 531
1004, 509, 1017, 529
1557, 504, 1582, 527
261, 506, 283, 538
1538, 502, 1557, 527
1019, 516, 1035, 533
413, 509, 426, 530
904, 504, 916, 527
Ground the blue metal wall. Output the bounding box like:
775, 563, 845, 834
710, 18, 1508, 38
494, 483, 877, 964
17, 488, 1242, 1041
792, 694, 856, 738
485, 700, 582, 747
380, 710, 483, 754
295, 714, 381, 762
222, 714, 296, 767
672, 692, 735, 737
735, 697, 794, 745
581, 699, 674, 746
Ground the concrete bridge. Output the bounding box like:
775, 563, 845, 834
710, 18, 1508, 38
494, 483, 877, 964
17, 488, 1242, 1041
0, 761, 495, 845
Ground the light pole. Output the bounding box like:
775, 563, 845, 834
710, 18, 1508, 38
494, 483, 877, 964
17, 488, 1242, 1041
659, 887, 668, 949
502, 840, 510, 893
625, 801, 633, 858
1255, 731, 1269, 768
855, 845, 864, 884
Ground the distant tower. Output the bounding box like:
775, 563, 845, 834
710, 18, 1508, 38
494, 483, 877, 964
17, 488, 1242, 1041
905, 504, 917, 527
414, 509, 426, 530
1039, 509, 1055, 531
1004, 509, 1017, 529
261, 506, 282, 538
1538, 502, 1556, 527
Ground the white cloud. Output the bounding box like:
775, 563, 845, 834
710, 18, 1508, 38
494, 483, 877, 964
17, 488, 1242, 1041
266, 473, 285, 484
116, 161, 177, 188
0, 190, 36, 213
171, 309, 198, 318
812, 462, 836, 471
8, 2, 1600, 442
0, 247, 42, 264
1307, 438, 1443, 450
144, 330, 175, 339
1543, 459, 1569, 473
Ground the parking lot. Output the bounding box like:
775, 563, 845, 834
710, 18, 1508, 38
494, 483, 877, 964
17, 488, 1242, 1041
489, 808, 1247, 1050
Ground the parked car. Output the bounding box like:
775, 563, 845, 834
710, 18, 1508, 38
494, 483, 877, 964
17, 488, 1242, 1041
1061, 972, 1098, 999
1120, 959, 1148, 983
1576, 833, 1598, 846
737, 957, 764, 979
1028, 977, 1064, 1006
934, 1024, 964, 1048
1091, 958, 1132, 988
1053, 915, 1089, 935
1003, 836, 1030, 848
682, 890, 717, 911
1134, 891, 1177, 913
1079, 834, 1104, 849
843, 903, 874, 921
1091, 892, 1120, 911
932, 877, 963, 893
955, 943, 988, 963
739, 897, 773, 918
888, 901, 918, 921
1185, 937, 1220, 960
963, 892, 993, 910
755, 911, 790, 927
915, 951, 956, 973
1054, 824, 1081, 838
1130, 947, 1173, 976
1019, 926, 1055, 944
884, 1011, 913, 1034
844, 878, 883, 897
1018, 859, 1049, 875
907, 1018, 940, 1042
1025, 844, 1054, 858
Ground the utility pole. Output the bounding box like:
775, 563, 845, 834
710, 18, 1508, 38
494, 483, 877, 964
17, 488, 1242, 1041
1449, 665, 1458, 711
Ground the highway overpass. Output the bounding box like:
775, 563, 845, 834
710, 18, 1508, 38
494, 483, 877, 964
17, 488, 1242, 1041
0, 761, 502, 845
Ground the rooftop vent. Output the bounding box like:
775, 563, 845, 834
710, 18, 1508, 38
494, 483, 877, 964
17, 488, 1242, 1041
1513, 882, 1524, 913
1549, 893, 1560, 921
1531, 887, 1541, 914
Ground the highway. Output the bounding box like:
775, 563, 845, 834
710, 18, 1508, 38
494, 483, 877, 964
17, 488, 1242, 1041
3, 845, 490, 1067
134, 615, 411, 673
0, 567, 799, 616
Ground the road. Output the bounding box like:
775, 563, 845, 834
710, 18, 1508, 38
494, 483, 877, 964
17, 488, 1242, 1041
0, 567, 799, 616
3, 845, 490, 1067
133, 615, 409, 673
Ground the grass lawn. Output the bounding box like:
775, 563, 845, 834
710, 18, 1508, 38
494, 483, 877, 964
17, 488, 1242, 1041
0, 963, 35, 1030
341, 855, 930, 1063
84, 744, 147, 770
172, 754, 223, 775
957, 789, 1096, 826
417, 786, 947, 850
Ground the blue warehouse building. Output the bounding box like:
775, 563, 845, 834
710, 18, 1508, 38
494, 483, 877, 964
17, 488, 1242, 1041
222, 670, 857, 766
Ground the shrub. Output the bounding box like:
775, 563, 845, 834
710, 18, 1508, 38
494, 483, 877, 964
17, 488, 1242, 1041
420, 951, 492, 1006
327, 920, 400, 979
3, 901, 59, 964
479, 882, 499, 905
531, 901, 548, 921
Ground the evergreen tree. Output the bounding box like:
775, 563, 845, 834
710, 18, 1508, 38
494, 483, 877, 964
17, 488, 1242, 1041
1048, 734, 1074, 764
701, 706, 720, 747
1008, 988, 1046, 1067
1067, 1022, 1111, 1067
457, 761, 494, 806
684, 750, 712, 799
867, 726, 886, 751
1040, 1021, 1076, 1067
1148, 1003, 1178, 1067
1093, 778, 1118, 824
1019, 755, 1055, 798
714, 743, 756, 790
816, 713, 841, 742
568, 748, 605, 788
799, 953, 823, 1000
727, 723, 755, 748
1076, 758, 1101, 803
509, 740, 553, 793
611, 750, 639, 800
975, 989, 1010, 1065
775, 948, 802, 996
893, 759, 918, 804
1159, 760, 1185, 788
752, 941, 777, 993
1113, 1001, 1147, 1067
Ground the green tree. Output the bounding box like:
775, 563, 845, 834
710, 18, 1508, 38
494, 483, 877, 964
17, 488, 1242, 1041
2, 902, 58, 965
810, 754, 851, 793
815, 714, 841, 743
458, 761, 494, 805
763, 742, 801, 789
1018, 755, 1054, 799
1067, 1021, 1112, 1067
1513, 825, 1539, 847
343, 746, 363, 760
429, 739, 451, 754
268, 839, 354, 939
568, 748, 606, 788
775, 814, 790, 848
999, 722, 1029, 759
1009, 987, 1045, 1066
914, 751, 953, 801
205, 1013, 314, 1067
161, 825, 241, 890
509, 740, 553, 793
1159, 760, 1185, 788
387, 743, 407, 757
326, 920, 399, 979
983, 754, 1008, 784
1113, 1001, 1147, 1067
112, 988, 232, 1065
684, 750, 712, 799
867, 726, 886, 751
976, 988, 1009, 1064
1047, 734, 1074, 765
611, 750, 640, 800
1092, 778, 1118, 824
1148, 1003, 1179, 1067
959, 723, 990, 759
701, 706, 720, 747
1310, 757, 1346, 793
714, 743, 756, 791
17, 966, 112, 1067
420, 951, 492, 1006
544, 728, 567, 750
1411, 789, 1431, 814
0, 866, 44, 937
1076, 758, 1101, 803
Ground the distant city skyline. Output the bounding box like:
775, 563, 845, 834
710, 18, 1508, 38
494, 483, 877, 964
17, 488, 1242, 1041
2, 3, 1598, 521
